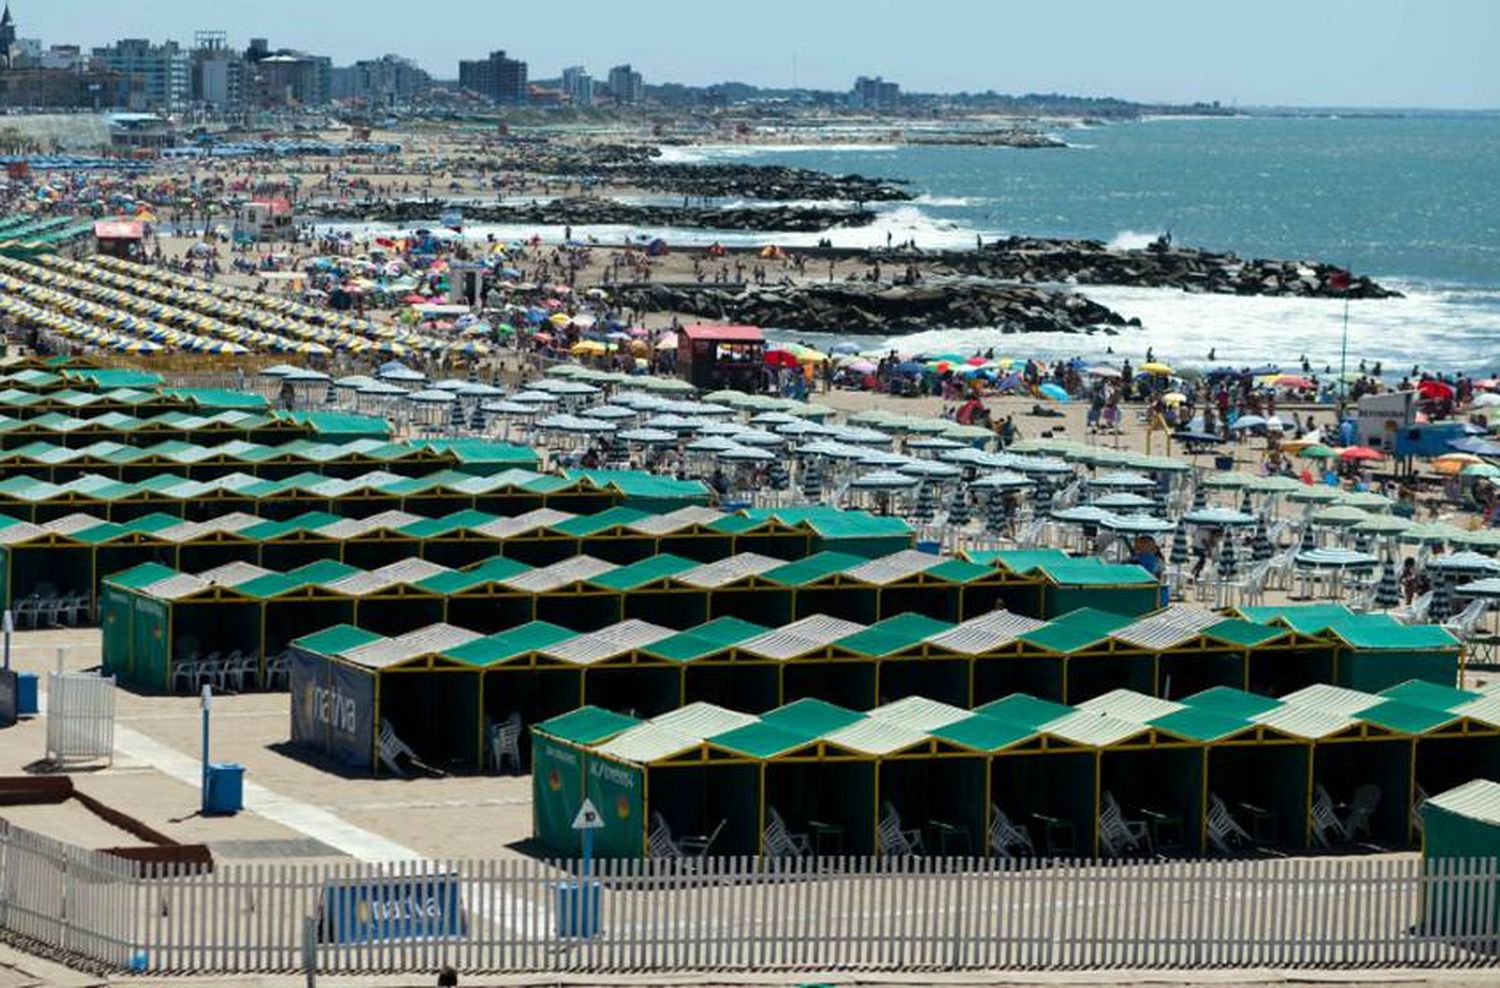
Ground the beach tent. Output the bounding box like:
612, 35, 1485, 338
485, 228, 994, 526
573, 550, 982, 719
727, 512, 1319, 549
1420, 779, 1500, 931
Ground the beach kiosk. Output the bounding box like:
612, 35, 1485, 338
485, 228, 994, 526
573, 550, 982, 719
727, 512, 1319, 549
236, 198, 295, 242
93, 220, 146, 262
678, 325, 764, 392
1419, 779, 1500, 933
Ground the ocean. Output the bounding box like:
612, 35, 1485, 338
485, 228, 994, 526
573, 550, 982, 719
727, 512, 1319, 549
655, 116, 1500, 373
344, 115, 1500, 372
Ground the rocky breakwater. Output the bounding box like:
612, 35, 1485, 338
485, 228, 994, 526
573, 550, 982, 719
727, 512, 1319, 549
906, 130, 1066, 149
586, 162, 912, 202
305, 197, 875, 233
613, 279, 1134, 335
934, 238, 1401, 298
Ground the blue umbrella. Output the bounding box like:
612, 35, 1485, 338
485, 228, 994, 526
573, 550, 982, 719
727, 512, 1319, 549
1448, 437, 1500, 456
895, 361, 925, 376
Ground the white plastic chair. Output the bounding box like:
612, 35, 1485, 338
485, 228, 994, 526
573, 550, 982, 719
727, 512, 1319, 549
1310, 784, 1348, 847
1207, 794, 1253, 854
1099, 791, 1151, 857
1342, 784, 1381, 840
762, 807, 810, 857
879, 801, 924, 855
491, 712, 523, 773
1443, 599, 1489, 639
1411, 784, 1428, 838
987, 804, 1034, 859
378, 719, 417, 777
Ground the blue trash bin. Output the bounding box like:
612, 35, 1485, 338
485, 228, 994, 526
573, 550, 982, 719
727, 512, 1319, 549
916, 539, 941, 555
555, 880, 602, 938
203, 762, 244, 815
15, 672, 37, 716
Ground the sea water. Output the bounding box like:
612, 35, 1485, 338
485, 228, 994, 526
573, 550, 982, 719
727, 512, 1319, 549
337, 116, 1500, 371
659, 115, 1500, 372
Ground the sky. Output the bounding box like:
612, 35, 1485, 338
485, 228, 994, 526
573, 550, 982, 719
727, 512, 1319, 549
11, 0, 1499, 109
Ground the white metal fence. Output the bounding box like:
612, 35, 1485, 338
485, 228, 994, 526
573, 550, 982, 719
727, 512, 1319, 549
0, 824, 1496, 976
43, 672, 114, 765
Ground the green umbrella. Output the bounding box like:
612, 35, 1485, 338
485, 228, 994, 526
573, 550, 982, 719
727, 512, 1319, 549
1298, 444, 1336, 460
1464, 463, 1500, 478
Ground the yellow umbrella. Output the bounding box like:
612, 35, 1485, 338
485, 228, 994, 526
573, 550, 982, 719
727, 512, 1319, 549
1142, 362, 1173, 375
571, 340, 606, 355
1162, 392, 1187, 404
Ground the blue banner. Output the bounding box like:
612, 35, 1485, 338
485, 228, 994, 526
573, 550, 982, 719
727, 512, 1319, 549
290, 650, 375, 771
318, 873, 468, 944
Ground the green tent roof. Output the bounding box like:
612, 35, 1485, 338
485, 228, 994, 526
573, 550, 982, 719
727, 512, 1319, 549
974, 694, 1074, 729
535, 706, 641, 745
443, 621, 575, 666
708, 720, 818, 758
1181, 686, 1285, 719
762, 551, 866, 586
1378, 679, 1482, 712
1202, 618, 1292, 647
1240, 603, 1356, 633
293, 624, 384, 656
930, 713, 1039, 752
1148, 707, 1255, 742
835, 612, 954, 656
759, 697, 865, 735
586, 553, 694, 591
101, 561, 177, 589
643, 617, 771, 662
1019, 607, 1135, 653
1355, 699, 1458, 734
1323, 615, 1459, 650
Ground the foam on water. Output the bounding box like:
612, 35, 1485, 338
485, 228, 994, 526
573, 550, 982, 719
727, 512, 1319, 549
654, 143, 894, 164
1105, 229, 1164, 251
833, 283, 1500, 373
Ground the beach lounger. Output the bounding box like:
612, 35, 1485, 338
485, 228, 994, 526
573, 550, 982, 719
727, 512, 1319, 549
878, 801, 924, 856
762, 807, 810, 857
1310, 785, 1348, 847
1207, 794, 1253, 854
490, 712, 523, 774
987, 804, 1034, 859
1342, 784, 1381, 840
1099, 791, 1151, 857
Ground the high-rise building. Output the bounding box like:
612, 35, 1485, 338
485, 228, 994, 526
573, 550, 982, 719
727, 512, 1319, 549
91, 38, 191, 110
560, 65, 592, 107
458, 49, 527, 104
606, 64, 643, 105
849, 76, 900, 112
0, 4, 18, 71
190, 31, 243, 110
335, 54, 430, 106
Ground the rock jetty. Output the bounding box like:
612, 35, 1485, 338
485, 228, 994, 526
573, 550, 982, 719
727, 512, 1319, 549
934, 237, 1400, 298
906, 130, 1065, 149
613, 279, 1133, 335
601, 163, 911, 202
305, 197, 874, 233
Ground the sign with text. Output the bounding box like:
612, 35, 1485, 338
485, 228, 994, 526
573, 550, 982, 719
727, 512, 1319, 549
317, 873, 468, 945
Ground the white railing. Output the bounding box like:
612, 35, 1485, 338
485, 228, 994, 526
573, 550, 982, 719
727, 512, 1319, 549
0, 833, 1495, 976
44, 672, 115, 766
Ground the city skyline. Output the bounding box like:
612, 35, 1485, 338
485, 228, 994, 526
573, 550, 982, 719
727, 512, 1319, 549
3, 0, 1497, 108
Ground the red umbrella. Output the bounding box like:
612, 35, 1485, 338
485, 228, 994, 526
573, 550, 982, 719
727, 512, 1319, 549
765, 350, 800, 369
1418, 380, 1455, 400
965, 356, 987, 366
1339, 446, 1383, 462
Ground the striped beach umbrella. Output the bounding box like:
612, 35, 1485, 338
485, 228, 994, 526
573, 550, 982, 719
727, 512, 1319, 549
1252, 518, 1273, 563
449, 399, 466, 432
986, 488, 1009, 535
768, 460, 789, 491
1032, 482, 1054, 518
469, 402, 487, 433
914, 482, 936, 526
947, 484, 971, 529
1428, 568, 1451, 623
1192, 482, 1208, 511
1165, 525, 1182, 565
324, 382, 338, 405
1218, 536, 1238, 583
801, 458, 822, 502
1353, 530, 1371, 555
1375, 545, 1403, 610
1300, 523, 1317, 552
1239, 491, 1254, 515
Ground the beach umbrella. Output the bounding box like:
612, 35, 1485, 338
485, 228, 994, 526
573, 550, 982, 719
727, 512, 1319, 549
801, 458, 822, 502
1375, 544, 1403, 610
1298, 445, 1336, 460
947, 484, 971, 529
1164, 525, 1182, 565
986, 488, 1009, 535
1300, 523, 1317, 552
1218, 536, 1238, 583
1239, 491, 1254, 515
1339, 446, 1383, 463
913, 482, 936, 526
448, 399, 466, 433
1353, 529, 1372, 555
1192, 482, 1207, 510
1429, 569, 1452, 623
1032, 481, 1054, 518
469, 403, 487, 433
1252, 518, 1273, 563
768, 460, 789, 491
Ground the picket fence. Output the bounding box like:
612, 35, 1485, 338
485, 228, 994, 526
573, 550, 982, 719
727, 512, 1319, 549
0, 823, 1495, 975
43, 672, 114, 766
